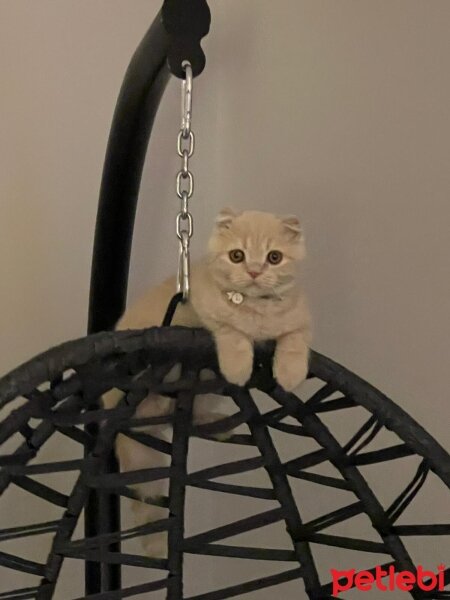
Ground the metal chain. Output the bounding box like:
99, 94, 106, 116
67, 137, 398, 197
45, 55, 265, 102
176, 61, 195, 301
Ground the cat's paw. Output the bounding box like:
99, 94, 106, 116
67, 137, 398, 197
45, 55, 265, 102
218, 348, 253, 386
216, 334, 253, 386
219, 357, 252, 386
273, 354, 308, 391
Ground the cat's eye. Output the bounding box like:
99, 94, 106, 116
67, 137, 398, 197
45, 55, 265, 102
229, 249, 245, 263
267, 250, 283, 265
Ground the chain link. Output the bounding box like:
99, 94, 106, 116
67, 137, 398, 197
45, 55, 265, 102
176, 62, 195, 301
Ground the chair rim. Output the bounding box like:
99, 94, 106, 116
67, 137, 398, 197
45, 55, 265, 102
0, 325, 448, 488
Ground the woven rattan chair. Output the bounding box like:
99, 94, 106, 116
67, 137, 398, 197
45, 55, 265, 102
1, 3, 449, 599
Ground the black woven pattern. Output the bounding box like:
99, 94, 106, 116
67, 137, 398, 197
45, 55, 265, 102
0, 327, 449, 599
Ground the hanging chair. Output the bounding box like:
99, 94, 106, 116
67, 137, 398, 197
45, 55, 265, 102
0, 2, 449, 599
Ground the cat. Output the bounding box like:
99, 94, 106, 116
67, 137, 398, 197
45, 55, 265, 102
104, 208, 312, 557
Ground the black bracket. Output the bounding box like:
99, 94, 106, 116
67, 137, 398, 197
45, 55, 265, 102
162, 0, 211, 78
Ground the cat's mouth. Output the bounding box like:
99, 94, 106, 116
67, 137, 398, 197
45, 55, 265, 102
244, 280, 275, 294
244, 280, 263, 289
228, 276, 274, 293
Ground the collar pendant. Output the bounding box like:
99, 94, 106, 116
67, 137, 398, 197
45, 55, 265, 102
226, 291, 244, 305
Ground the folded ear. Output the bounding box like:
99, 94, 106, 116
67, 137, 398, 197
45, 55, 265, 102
280, 215, 303, 239
215, 207, 239, 229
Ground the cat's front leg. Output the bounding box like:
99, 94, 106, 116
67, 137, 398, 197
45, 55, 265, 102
213, 326, 253, 386
273, 330, 309, 391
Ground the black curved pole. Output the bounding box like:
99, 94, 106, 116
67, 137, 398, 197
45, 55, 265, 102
88, 0, 210, 334
88, 13, 170, 335
86, 0, 210, 595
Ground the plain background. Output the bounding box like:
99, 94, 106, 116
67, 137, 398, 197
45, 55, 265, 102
0, 1, 449, 598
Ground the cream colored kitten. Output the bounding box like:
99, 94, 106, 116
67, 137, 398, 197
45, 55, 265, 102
105, 208, 311, 557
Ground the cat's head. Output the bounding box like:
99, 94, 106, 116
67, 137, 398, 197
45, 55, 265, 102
207, 208, 305, 295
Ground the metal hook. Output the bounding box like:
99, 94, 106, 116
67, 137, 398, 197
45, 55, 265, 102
181, 62, 193, 138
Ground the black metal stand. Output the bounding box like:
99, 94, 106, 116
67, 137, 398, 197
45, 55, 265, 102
87, 0, 210, 594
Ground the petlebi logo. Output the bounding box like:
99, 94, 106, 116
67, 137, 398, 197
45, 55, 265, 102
331, 564, 446, 595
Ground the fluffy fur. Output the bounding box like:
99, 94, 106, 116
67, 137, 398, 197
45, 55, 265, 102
104, 208, 311, 557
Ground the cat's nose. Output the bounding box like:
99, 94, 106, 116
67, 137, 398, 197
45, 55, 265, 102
248, 271, 261, 279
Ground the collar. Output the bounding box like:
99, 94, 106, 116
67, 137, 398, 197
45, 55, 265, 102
225, 290, 282, 305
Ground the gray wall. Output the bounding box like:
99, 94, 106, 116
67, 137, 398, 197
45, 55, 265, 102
1, 1, 449, 598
